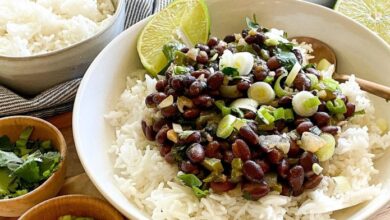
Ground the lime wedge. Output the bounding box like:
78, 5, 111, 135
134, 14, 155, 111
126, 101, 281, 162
334, 0, 390, 44
137, 0, 210, 76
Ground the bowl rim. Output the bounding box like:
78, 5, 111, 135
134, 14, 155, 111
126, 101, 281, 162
19, 194, 124, 220
73, 0, 390, 219
0, 116, 67, 203
0, 0, 125, 60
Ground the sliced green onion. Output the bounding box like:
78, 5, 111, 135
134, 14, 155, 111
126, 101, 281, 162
220, 85, 243, 98
264, 38, 279, 46
303, 96, 321, 109
306, 73, 319, 90
321, 78, 340, 92
274, 73, 289, 98
257, 107, 275, 125
264, 76, 274, 84
215, 100, 231, 116
216, 114, 237, 138
285, 62, 301, 87
273, 108, 285, 121
233, 118, 247, 130
315, 133, 336, 161
174, 66, 189, 75
292, 91, 319, 117
231, 107, 244, 118
202, 158, 224, 173
230, 158, 243, 183
174, 51, 187, 66
284, 108, 294, 122
230, 98, 259, 113
317, 58, 332, 71
192, 186, 209, 198
247, 82, 275, 104
300, 132, 326, 153
260, 49, 270, 60
326, 98, 347, 114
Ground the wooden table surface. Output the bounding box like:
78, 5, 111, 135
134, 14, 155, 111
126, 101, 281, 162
1, 112, 390, 219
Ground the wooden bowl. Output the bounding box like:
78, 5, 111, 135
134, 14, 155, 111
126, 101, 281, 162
19, 195, 124, 220
0, 116, 67, 217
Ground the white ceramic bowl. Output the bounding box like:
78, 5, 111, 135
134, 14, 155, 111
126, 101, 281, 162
73, 0, 390, 219
0, 0, 126, 96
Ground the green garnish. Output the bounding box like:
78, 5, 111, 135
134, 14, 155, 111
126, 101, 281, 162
326, 98, 347, 114
222, 67, 239, 77
257, 107, 275, 125
178, 173, 209, 198
162, 41, 185, 61
275, 51, 298, 71
230, 158, 243, 183
245, 14, 260, 29
0, 127, 60, 199
303, 97, 321, 109
215, 100, 232, 116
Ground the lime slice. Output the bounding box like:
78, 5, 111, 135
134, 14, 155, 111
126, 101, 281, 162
137, 0, 210, 76
334, 0, 390, 44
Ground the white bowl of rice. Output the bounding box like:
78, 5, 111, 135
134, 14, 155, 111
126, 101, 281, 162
0, 0, 125, 95
73, 0, 390, 219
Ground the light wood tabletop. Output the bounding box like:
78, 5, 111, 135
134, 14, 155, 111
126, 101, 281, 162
1, 111, 389, 219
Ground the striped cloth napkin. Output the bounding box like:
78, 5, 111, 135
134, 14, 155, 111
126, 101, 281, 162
0, 0, 334, 118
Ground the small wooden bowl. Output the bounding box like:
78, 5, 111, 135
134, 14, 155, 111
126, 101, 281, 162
19, 195, 124, 220
0, 116, 67, 217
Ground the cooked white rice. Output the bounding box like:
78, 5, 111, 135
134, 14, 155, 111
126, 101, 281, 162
0, 0, 115, 56
105, 70, 390, 219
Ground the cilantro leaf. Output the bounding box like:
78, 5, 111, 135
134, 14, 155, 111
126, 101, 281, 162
278, 42, 294, 52
0, 150, 23, 171
13, 159, 40, 183
40, 152, 60, 179
222, 67, 239, 77
178, 173, 202, 187
192, 186, 209, 198
162, 41, 185, 61
0, 136, 14, 152
275, 51, 298, 71
246, 14, 260, 29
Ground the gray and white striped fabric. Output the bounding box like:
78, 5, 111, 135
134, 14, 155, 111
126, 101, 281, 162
0, 0, 173, 118
0, 0, 333, 118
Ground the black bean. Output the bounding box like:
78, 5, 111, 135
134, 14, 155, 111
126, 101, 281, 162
306, 68, 321, 78
207, 37, 219, 48
186, 143, 205, 163
193, 95, 214, 108
281, 183, 291, 196
180, 160, 199, 174
239, 126, 259, 146
189, 81, 205, 96
266, 56, 281, 70
142, 121, 155, 141
344, 102, 355, 118
313, 112, 330, 127
253, 69, 267, 81
207, 71, 224, 90
255, 33, 266, 44
318, 101, 327, 112
241, 29, 249, 38
183, 75, 196, 87
288, 165, 304, 194
255, 160, 270, 173
185, 131, 201, 144
294, 117, 310, 127
155, 126, 169, 144
288, 139, 302, 158
275, 67, 288, 79
299, 152, 318, 172
214, 45, 225, 56
196, 51, 209, 64
156, 80, 168, 92
267, 149, 283, 164
277, 159, 290, 179
232, 139, 251, 161
196, 44, 210, 54
170, 77, 184, 90
278, 96, 293, 108
165, 88, 178, 98
237, 81, 250, 92
243, 160, 264, 182
191, 70, 210, 79
160, 144, 172, 157
244, 111, 257, 120
251, 43, 261, 53
145, 93, 156, 108
210, 181, 236, 193
321, 126, 339, 135
153, 92, 168, 105
152, 119, 167, 133
183, 108, 201, 119
292, 49, 303, 64
223, 35, 236, 43
164, 152, 175, 163
205, 141, 221, 158
296, 121, 314, 135
303, 174, 323, 189
241, 182, 270, 200
245, 35, 257, 44
160, 104, 178, 118
180, 47, 189, 53
275, 120, 286, 132
293, 73, 311, 91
